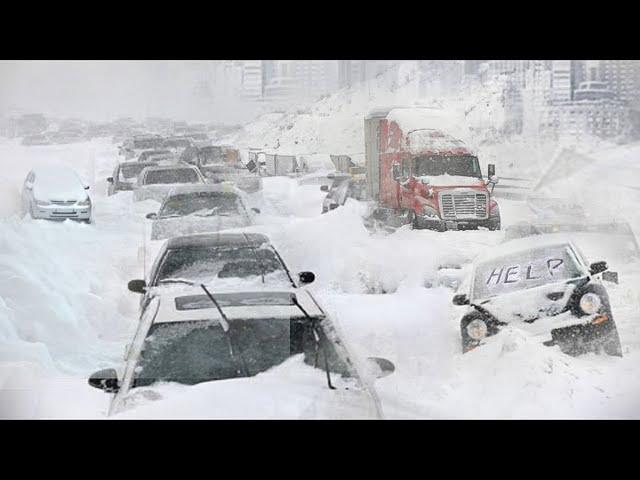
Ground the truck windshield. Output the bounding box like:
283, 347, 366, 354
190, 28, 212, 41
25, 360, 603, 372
412, 155, 482, 178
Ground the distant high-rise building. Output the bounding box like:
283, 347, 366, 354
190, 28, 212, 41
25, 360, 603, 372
551, 60, 573, 103
240, 61, 263, 99
599, 60, 640, 108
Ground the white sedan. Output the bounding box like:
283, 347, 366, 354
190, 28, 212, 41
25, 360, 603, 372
21, 165, 92, 222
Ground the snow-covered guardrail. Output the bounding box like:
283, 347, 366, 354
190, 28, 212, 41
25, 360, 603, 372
492, 176, 534, 201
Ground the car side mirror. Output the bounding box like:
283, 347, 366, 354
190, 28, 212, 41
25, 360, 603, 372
251, 207, 261, 214
320, 185, 329, 192
146, 212, 157, 220
590, 261, 608, 275
88, 368, 120, 393
84, 185, 90, 190
392, 164, 401, 182
128, 279, 147, 294
365, 357, 395, 379
298, 271, 315, 285
106, 177, 114, 183
452, 293, 470, 305
488, 163, 496, 178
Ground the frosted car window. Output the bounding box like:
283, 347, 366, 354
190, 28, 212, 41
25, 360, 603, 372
472, 245, 583, 300
155, 246, 286, 284
159, 192, 242, 217
144, 169, 200, 185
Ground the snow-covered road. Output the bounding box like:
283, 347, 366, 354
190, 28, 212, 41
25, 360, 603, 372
1, 137, 639, 419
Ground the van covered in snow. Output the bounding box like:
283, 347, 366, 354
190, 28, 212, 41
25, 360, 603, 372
364, 107, 500, 231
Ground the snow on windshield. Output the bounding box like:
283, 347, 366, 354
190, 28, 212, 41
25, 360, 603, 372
159, 192, 242, 217
155, 246, 289, 286
472, 245, 583, 300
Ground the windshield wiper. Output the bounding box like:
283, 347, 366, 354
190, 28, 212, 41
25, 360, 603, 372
290, 295, 336, 390
200, 283, 250, 378
157, 278, 196, 285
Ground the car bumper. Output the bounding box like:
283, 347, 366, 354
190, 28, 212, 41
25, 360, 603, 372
32, 205, 91, 221
414, 215, 499, 231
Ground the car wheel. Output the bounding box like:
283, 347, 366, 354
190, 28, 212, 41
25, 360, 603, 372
29, 202, 37, 219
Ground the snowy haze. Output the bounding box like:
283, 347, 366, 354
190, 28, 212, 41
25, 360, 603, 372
0, 61, 255, 123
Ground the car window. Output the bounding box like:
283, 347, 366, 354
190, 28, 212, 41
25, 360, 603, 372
132, 317, 347, 387
472, 244, 584, 300
143, 169, 201, 185
154, 245, 287, 285
159, 192, 243, 217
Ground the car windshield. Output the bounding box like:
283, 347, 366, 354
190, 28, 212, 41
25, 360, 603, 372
472, 244, 584, 300
143, 168, 200, 185
412, 155, 482, 178
120, 163, 149, 180
139, 150, 170, 161
133, 317, 348, 387
159, 192, 242, 217
155, 245, 288, 285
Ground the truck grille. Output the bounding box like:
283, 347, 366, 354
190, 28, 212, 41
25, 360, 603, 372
439, 191, 488, 220
50, 200, 77, 206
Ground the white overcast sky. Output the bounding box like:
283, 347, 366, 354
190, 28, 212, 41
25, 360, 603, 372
0, 61, 224, 121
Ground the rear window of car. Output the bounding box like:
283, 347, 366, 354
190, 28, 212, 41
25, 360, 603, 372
143, 168, 201, 185
472, 244, 583, 300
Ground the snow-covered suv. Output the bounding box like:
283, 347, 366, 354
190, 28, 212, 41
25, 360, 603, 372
452, 234, 622, 356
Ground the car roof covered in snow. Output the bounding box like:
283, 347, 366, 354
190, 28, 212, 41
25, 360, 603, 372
31, 165, 87, 200
474, 234, 583, 265
165, 232, 270, 250
140, 164, 198, 173
152, 288, 324, 324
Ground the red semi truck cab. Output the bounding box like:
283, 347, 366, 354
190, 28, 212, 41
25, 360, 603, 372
364, 107, 500, 231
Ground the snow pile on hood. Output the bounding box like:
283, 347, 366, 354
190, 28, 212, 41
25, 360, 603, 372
31, 165, 89, 201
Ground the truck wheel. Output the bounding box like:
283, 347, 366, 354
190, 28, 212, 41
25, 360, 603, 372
489, 215, 501, 231
602, 327, 623, 357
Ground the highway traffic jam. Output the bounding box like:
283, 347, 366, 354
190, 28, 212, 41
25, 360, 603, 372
7, 107, 637, 419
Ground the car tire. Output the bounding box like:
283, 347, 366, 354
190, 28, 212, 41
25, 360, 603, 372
29, 202, 37, 219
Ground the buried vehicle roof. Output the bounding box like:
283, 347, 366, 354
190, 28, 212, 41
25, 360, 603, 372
165, 232, 270, 250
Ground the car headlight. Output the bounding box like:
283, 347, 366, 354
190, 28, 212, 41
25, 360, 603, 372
579, 292, 601, 314
78, 198, 91, 207
421, 206, 439, 218
35, 199, 50, 206
466, 319, 488, 341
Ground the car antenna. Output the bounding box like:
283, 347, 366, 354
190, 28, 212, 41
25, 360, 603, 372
199, 283, 250, 377
290, 294, 336, 390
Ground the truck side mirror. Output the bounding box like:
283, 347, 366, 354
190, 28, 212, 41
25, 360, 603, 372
106, 177, 114, 184
146, 212, 157, 220
392, 164, 401, 181
488, 164, 496, 178
452, 293, 470, 306
320, 185, 329, 192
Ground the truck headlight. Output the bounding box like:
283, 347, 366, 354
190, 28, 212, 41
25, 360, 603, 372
466, 319, 488, 340
579, 293, 601, 314
421, 206, 439, 218
35, 199, 50, 206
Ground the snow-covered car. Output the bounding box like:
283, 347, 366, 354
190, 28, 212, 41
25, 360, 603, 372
136, 149, 172, 162
146, 184, 259, 240
88, 287, 394, 418
21, 133, 51, 146
21, 165, 92, 222
128, 232, 315, 313
452, 234, 623, 356
321, 174, 367, 214
106, 160, 158, 196
133, 164, 206, 202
